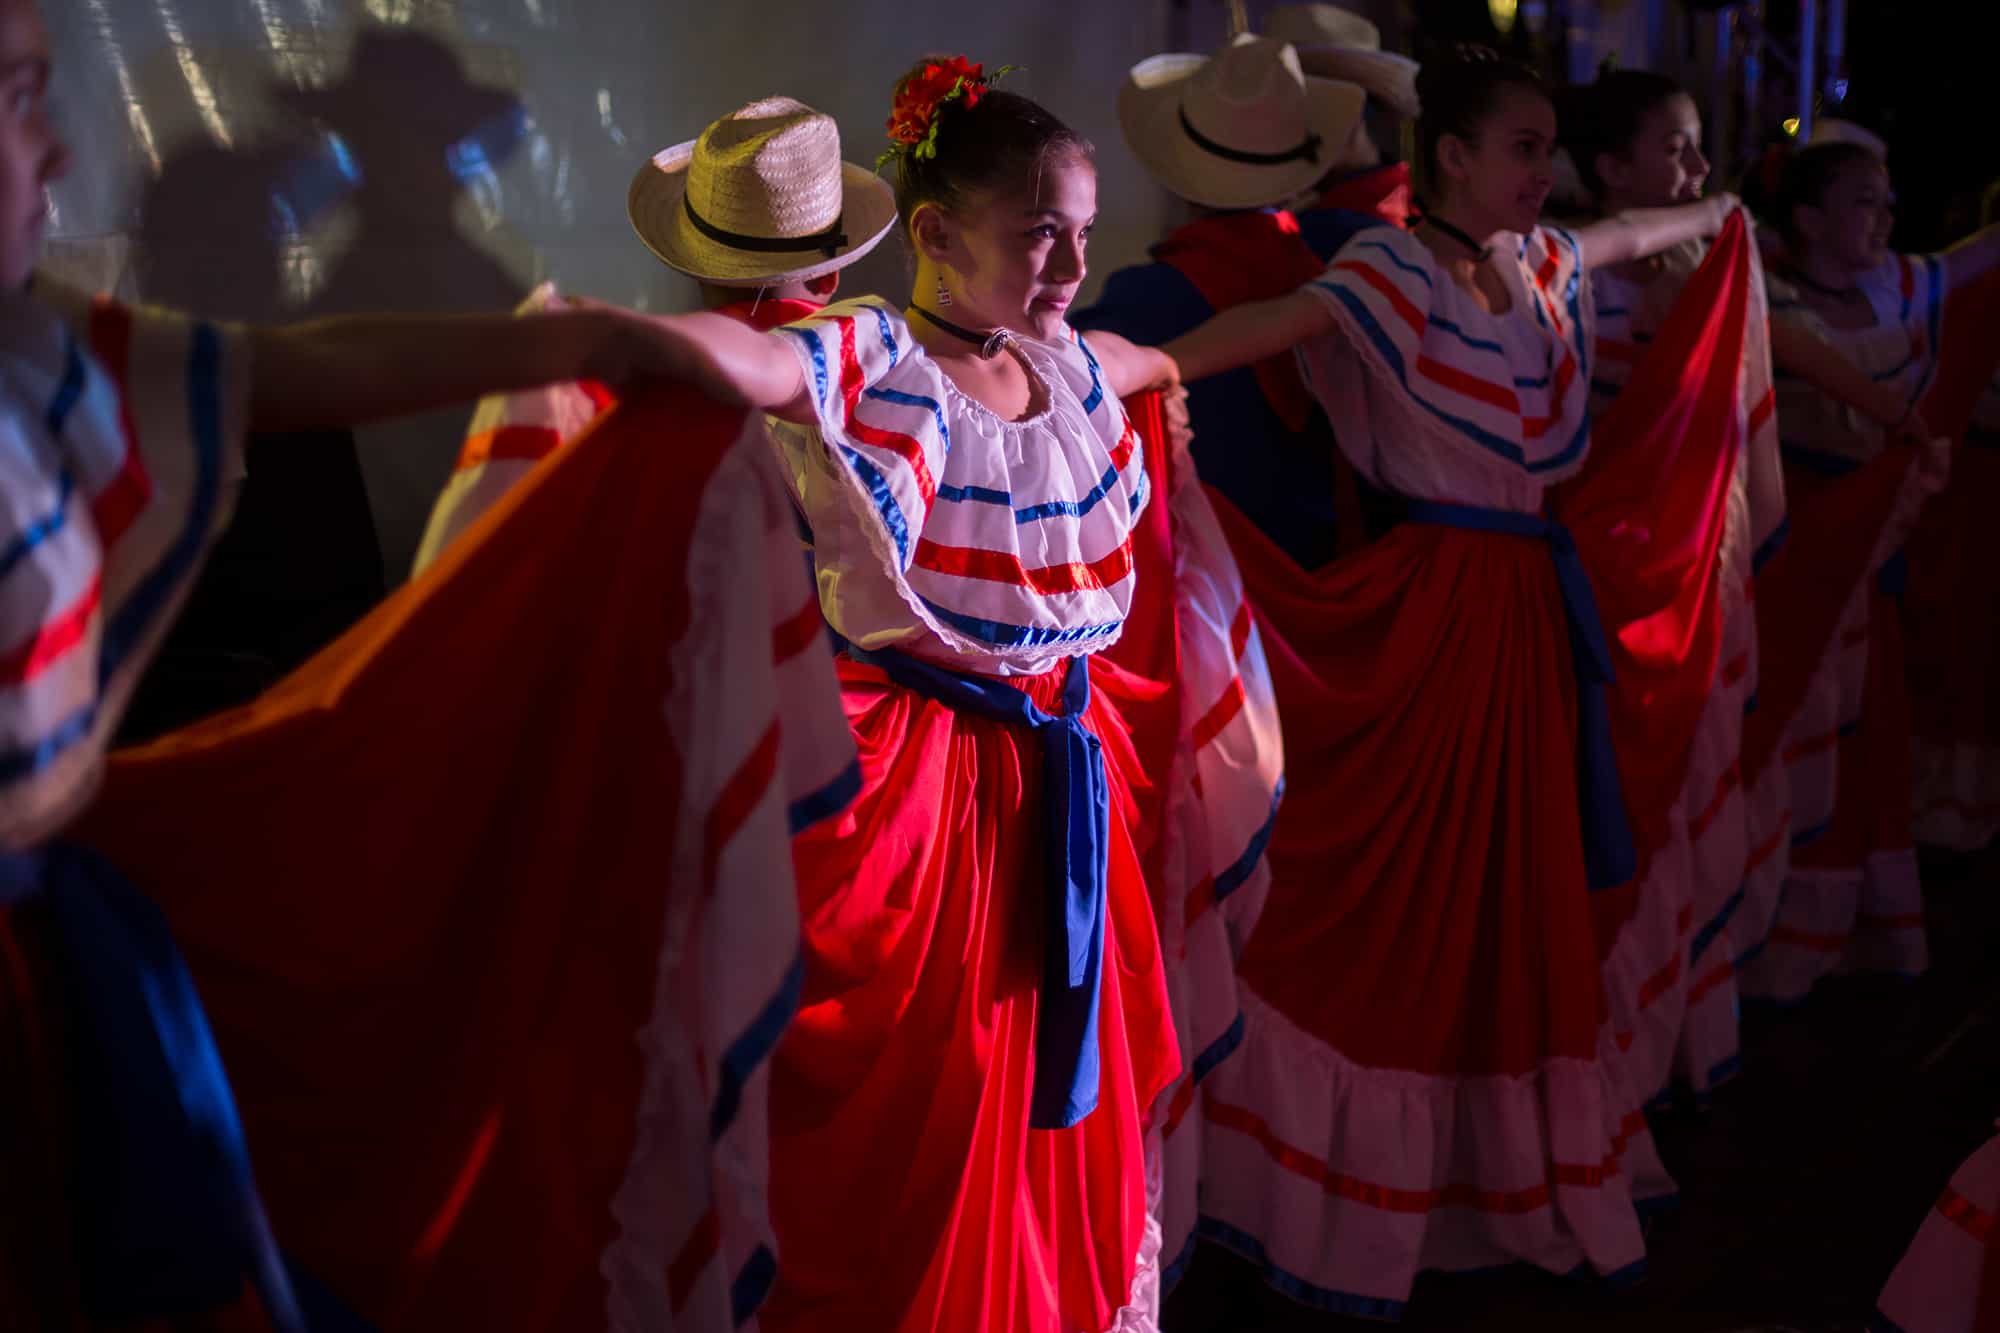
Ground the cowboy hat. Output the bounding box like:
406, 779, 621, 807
1119, 34, 1367, 210
627, 96, 898, 287
1262, 4, 1382, 52
1290, 45, 1420, 119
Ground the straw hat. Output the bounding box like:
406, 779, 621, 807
628, 96, 897, 287
1119, 34, 1368, 210
1262, 4, 1382, 52
1288, 45, 1420, 118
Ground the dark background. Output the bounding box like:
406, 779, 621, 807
1402, 0, 1993, 249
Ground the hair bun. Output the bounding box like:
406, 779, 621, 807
1417, 44, 1503, 107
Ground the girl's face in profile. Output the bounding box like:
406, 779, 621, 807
932, 153, 1097, 342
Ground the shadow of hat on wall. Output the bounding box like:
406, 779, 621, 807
273, 26, 523, 150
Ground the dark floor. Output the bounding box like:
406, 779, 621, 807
1165, 843, 2000, 1332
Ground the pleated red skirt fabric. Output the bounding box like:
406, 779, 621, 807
763, 654, 1180, 1333
1746, 578, 1927, 999
1556, 222, 1757, 1121
28, 386, 848, 1333
1192, 500, 1647, 1316
1215, 513, 1602, 1075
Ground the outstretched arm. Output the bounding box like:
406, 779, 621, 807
1079, 328, 1181, 399
1161, 288, 1335, 384
1573, 194, 1739, 270
1941, 219, 2000, 292
1770, 316, 1929, 441
248, 305, 811, 434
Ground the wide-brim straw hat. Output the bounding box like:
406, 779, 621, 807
1288, 45, 1420, 118
628, 96, 898, 287
1262, 4, 1382, 52
1119, 33, 1367, 211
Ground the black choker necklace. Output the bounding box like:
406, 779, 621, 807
910, 304, 1014, 358
1786, 267, 1866, 301
1417, 212, 1493, 263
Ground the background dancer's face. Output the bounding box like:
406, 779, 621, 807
1798, 159, 1895, 274
915, 153, 1096, 342
1597, 94, 1709, 212
1432, 85, 1556, 238
0, 0, 65, 290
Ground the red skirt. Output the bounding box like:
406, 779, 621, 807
1195, 502, 1646, 1316
1223, 517, 1603, 1074
763, 654, 1179, 1333
9, 386, 839, 1332
1738, 439, 1939, 1002
1556, 220, 1757, 1122
1744, 577, 1926, 1000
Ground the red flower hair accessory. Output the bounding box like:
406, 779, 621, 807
877, 57, 1013, 170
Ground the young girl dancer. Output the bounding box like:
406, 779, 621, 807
1905, 188, 2000, 855
1743, 142, 2000, 1004
2, 0, 802, 1323
1148, 48, 1735, 1316
414, 94, 895, 571
1559, 74, 1960, 1101
552, 58, 1187, 1331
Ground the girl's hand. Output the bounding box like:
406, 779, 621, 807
1162, 384, 1194, 455
1705, 192, 1743, 233
1133, 345, 1183, 396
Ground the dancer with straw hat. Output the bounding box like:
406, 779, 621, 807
1132, 47, 1746, 1316
1261, 3, 1419, 238
416, 95, 897, 572
1085, 31, 1379, 566
627, 95, 898, 329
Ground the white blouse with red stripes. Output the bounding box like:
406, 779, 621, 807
1, 278, 245, 849
768, 298, 1149, 677
1297, 223, 1595, 514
